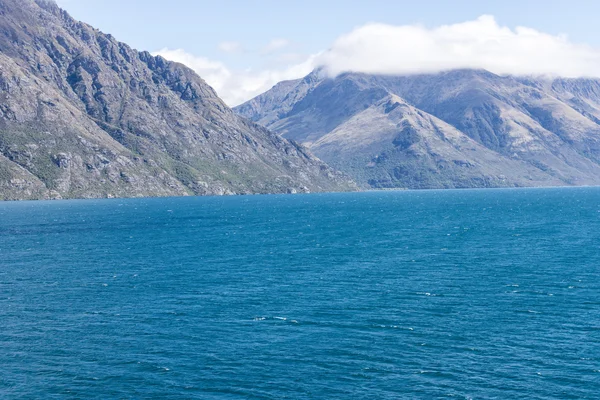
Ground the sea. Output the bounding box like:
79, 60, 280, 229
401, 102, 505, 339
1, 188, 599, 399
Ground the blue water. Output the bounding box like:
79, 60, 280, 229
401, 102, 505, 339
1, 188, 600, 399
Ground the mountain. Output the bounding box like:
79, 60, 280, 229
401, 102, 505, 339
0, 0, 356, 200
235, 69, 600, 189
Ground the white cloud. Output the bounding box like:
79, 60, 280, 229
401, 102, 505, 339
155, 16, 600, 106
154, 49, 317, 106
261, 38, 290, 55
317, 16, 600, 78
218, 41, 243, 54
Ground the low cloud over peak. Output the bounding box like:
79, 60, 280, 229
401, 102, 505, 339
156, 16, 600, 106
317, 16, 600, 78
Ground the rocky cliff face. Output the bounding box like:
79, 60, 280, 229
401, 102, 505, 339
0, 0, 356, 200
236, 69, 600, 189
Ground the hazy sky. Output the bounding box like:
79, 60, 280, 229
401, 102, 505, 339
54, 0, 600, 105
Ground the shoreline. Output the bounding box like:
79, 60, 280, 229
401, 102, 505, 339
2, 184, 600, 204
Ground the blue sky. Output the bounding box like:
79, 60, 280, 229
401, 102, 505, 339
55, 0, 600, 105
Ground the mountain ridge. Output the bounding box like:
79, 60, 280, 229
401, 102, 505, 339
0, 0, 356, 200
235, 68, 600, 189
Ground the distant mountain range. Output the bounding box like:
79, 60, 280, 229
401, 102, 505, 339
0, 0, 356, 200
236, 69, 600, 189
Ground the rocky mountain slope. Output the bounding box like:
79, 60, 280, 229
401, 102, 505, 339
236, 69, 600, 189
0, 0, 356, 200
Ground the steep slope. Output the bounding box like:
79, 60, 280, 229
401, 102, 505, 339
0, 0, 356, 200
235, 77, 303, 126
370, 71, 600, 161
236, 69, 600, 189
312, 95, 564, 188
523, 77, 600, 126
239, 71, 389, 146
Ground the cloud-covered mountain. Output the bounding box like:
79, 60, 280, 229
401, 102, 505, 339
0, 0, 356, 200
235, 69, 600, 189
316, 16, 600, 78
156, 16, 600, 107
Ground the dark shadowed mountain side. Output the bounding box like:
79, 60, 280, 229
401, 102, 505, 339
0, 0, 356, 200
236, 69, 600, 189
